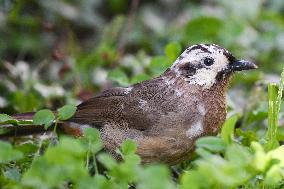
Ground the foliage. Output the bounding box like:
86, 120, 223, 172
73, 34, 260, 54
1, 0, 284, 188
32, 104, 77, 129
0, 69, 284, 188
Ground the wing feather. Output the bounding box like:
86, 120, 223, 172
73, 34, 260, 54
70, 87, 131, 126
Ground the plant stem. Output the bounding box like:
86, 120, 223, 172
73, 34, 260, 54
53, 119, 58, 134
266, 67, 284, 150
93, 154, 98, 175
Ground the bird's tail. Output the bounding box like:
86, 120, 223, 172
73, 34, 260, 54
13, 112, 36, 120
0, 112, 84, 138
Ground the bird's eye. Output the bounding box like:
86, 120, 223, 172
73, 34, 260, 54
204, 58, 214, 66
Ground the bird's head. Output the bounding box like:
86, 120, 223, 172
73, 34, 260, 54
170, 44, 257, 89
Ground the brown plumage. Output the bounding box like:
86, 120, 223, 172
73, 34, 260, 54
1, 44, 257, 165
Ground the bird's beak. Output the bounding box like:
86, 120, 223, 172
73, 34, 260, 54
229, 59, 258, 71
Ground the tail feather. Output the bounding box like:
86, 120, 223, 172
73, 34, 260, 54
1, 112, 48, 137
12, 112, 35, 120
0, 124, 50, 137
0, 112, 85, 138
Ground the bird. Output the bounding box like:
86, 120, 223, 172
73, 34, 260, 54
1, 44, 257, 165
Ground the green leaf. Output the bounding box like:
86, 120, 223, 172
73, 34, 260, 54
264, 166, 282, 186
22, 137, 88, 188
184, 17, 223, 44
83, 127, 103, 154
165, 42, 182, 61
225, 144, 252, 166
33, 109, 55, 130
235, 129, 258, 146
251, 142, 267, 171
78, 175, 112, 189
120, 139, 137, 156
0, 141, 23, 163
11, 90, 42, 112
16, 143, 38, 155
196, 136, 226, 152
181, 170, 205, 189
221, 115, 238, 144
138, 165, 174, 189
107, 69, 130, 87
97, 153, 117, 170
57, 105, 77, 120
0, 114, 14, 122
195, 148, 214, 159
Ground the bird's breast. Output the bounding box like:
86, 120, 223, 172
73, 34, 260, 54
202, 90, 227, 135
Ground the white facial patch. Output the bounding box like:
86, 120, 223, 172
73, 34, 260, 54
171, 44, 230, 89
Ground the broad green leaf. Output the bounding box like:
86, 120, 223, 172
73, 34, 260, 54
264, 166, 282, 186
221, 115, 238, 144
196, 136, 226, 152
165, 42, 182, 61
0, 141, 23, 163
12, 90, 42, 112
97, 153, 117, 170
83, 127, 103, 154
137, 165, 174, 189
57, 105, 77, 120
22, 137, 88, 188
16, 143, 38, 155
251, 142, 267, 171
123, 153, 141, 166
120, 139, 137, 156
236, 129, 258, 146
33, 109, 55, 129
45, 137, 86, 164
195, 148, 214, 159
181, 171, 205, 189
78, 175, 112, 189
225, 144, 252, 166
264, 146, 284, 185
245, 109, 267, 125
184, 17, 223, 44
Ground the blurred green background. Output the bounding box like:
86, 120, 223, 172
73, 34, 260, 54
2, 1, 284, 188
0, 0, 283, 114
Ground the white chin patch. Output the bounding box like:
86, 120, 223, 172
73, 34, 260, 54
185, 68, 217, 89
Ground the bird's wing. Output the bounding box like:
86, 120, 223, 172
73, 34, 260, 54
70, 77, 178, 131
69, 87, 131, 127
93, 87, 132, 98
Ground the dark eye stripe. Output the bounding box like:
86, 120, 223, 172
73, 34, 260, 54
179, 63, 204, 77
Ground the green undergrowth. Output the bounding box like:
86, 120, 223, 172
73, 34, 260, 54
0, 68, 283, 189
1, 1, 284, 188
